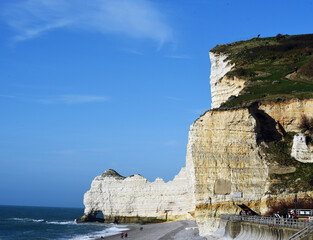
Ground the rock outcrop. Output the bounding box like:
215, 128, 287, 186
209, 52, 243, 109
291, 133, 313, 163
78, 168, 194, 223
187, 97, 313, 235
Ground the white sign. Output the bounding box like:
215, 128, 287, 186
233, 192, 242, 198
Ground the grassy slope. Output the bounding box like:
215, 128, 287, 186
211, 34, 313, 108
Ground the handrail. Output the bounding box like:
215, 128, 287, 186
288, 222, 313, 240
221, 214, 309, 229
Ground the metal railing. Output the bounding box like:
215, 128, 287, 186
288, 222, 313, 240
221, 214, 310, 229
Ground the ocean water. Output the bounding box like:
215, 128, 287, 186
0, 205, 129, 240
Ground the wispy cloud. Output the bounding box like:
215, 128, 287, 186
120, 48, 144, 55
2, 0, 173, 44
0, 94, 109, 104
38, 94, 109, 104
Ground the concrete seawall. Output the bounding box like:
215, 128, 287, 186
209, 218, 312, 240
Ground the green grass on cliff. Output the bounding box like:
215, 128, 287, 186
265, 132, 313, 194
211, 34, 313, 108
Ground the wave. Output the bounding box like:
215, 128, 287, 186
67, 226, 130, 240
8, 218, 78, 225
47, 220, 77, 225
8, 218, 45, 223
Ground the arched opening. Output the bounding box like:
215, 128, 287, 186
96, 211, 104, 221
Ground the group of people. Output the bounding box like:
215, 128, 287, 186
274, 210, 297, 219
274, 210, 299, 225
239, 210, 252, 216
120, 232, 128, 238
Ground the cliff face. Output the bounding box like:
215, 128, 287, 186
209, 52, 244, 109
80, 34, 313, 238
186, 107, 266, 234
79, 168, 194, 223
188, 50, 313, 235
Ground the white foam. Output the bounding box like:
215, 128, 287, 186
67, 226, 130, 240
47, 220, 77, 225
8, 217, 45, 223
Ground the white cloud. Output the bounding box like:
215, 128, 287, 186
0, 94, 109, 104
2, 0, 172, 44
39, 94, 109, 104
120, 48, 144, 55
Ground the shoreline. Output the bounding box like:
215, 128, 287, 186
97, 220, 206, 240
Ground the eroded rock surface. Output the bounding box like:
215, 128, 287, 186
186, 51, 313, 236
291, 133, 313, 162
209, 52, 245, 109
79, 168, 194, 223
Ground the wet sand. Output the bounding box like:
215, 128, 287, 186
98, 220, 207, 240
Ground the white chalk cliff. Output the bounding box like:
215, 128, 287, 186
291, 133, 313, 163
80, 44, 313, 238
80, 168, 194, 223
209, 52, 245, 109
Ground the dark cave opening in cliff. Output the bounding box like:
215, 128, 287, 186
96, 211, 104, 220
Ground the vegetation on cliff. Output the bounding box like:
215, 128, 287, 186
265, 131, 313, 194
211, 34, 313, 108
265, 196, 313, 216
299, 115, 313, 135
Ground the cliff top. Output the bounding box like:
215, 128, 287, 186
101, 169, 125, 179
211, 33, 313, 108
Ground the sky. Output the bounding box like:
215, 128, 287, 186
0, 0, 312, 208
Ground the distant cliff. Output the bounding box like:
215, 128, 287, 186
78, 168, 194, 224
79, 34, 313, 238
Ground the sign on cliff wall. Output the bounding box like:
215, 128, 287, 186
233, 192, 242, 198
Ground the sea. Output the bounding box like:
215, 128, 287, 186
0, 205, 129, 240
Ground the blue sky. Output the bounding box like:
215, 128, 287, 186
0, 0, 312, 208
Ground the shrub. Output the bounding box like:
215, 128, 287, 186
299, 115, 313, 134
300, 48, 312, 56
265, 197, 313, 216
267, 55, 277, 60
275, 33, 285, 41
228, 67, 256, 78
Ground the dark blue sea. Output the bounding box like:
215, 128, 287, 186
0, 205, 129, 240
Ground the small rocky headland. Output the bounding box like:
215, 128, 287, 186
78, 34, 313, 239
